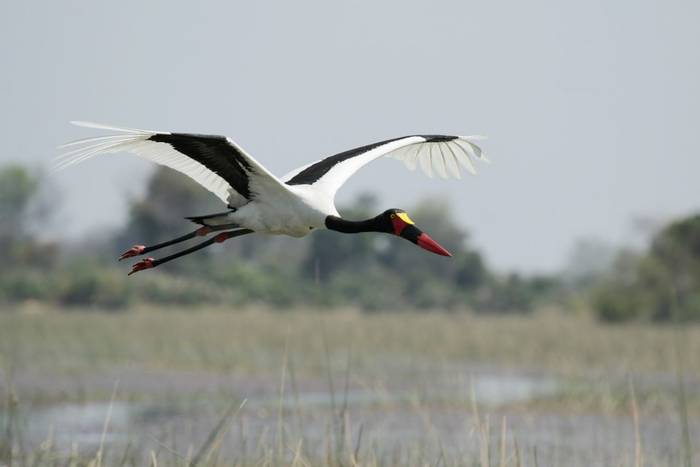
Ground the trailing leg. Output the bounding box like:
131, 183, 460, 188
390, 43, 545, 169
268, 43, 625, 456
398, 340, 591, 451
128, 229, 254, 275
119, 226, 219, 260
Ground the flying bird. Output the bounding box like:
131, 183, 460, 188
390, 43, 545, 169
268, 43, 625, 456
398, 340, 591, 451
58, 122, 487, 275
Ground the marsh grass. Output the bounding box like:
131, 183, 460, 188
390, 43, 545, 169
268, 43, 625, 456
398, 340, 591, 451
0, 306, 698, 465
2, 381, 689, 467
2, 306, 699, 380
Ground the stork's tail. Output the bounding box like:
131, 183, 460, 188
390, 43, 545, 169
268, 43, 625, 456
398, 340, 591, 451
185, 209, 239, 228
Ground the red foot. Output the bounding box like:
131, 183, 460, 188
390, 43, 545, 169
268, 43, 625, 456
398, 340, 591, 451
214, 232, 229, 243
128, 257, 155, 276
119, 245, 146, 261
196, 226, 212, 236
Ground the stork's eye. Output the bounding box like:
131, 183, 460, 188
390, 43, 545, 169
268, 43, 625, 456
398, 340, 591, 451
390, 214, 396, 219
309, 226, 313, 230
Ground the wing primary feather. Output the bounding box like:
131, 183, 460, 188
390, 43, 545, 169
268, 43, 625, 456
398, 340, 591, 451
466, 138, 491, 163
435, 144, 452, 179
455, 138, 486, 160
56, 143, 117, 169
466, 140, 483, 159
417, 144, 433, 178
441, 143, 463, 179
449, 141, 477, 174
58, 134, 140, 149
70, 121, 154, 134
430, 144, 448, 179
443, 141, 462, 173
454, 139, 477, 158
56, 137, 142, 161
460, 135, 488, 142
56, 137, 145, 165
461, 136, 488, 161
55, 141, 141, 170
404, 142, 423, 171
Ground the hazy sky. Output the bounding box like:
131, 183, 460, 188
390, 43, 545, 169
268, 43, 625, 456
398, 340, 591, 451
1, 0, 698, 272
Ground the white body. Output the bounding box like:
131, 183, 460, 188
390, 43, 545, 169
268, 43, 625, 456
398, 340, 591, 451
212, 185, 339, 237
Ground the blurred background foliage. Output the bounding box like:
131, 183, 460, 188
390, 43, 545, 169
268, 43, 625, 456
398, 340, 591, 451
1, 163, 698, 322
592, 214, 700, 322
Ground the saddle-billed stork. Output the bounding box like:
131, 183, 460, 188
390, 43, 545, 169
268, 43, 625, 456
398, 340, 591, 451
58, 122, 487, 275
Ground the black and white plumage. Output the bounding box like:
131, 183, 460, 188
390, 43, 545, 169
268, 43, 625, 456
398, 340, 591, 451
58, 122, 487, 274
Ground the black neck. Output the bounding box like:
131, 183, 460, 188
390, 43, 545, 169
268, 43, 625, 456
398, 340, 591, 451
325, 215, 387, 234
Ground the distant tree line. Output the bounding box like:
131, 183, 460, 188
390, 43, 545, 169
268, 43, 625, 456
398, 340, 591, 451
0, 163, 697, 321
592, 214, 700, 322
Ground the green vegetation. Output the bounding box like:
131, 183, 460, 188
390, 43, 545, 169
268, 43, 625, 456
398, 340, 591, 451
0, 165, 56, 269
0, 165, 562, 313
593, 215, 700, 322
1, 162, 699, 320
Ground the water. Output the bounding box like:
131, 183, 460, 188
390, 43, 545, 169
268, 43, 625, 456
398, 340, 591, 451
6, 372, 553, 450
3, 371, 695, 466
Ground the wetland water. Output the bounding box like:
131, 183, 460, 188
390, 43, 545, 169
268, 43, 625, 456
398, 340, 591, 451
3, 369, 696, 466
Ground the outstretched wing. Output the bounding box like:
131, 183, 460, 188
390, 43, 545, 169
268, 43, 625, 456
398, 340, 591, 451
57, 121, 289, 207
282, 135, 487, 198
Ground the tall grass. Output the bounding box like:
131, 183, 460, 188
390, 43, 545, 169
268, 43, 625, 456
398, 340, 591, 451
2, 306, 699, 381
671, 288, 694, 467
0, 306, 697, 465
0, 376, 695, 466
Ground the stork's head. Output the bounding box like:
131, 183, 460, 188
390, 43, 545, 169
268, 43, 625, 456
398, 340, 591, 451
381, 209, 452, 257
